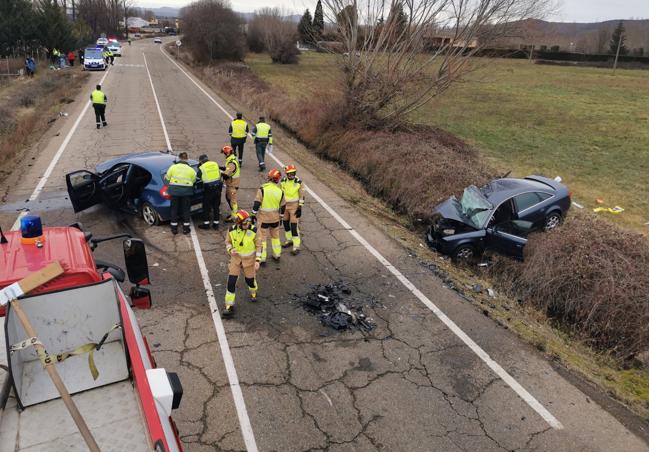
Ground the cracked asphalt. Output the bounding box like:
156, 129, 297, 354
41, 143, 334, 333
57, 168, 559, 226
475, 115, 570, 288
1, 40, 648, 451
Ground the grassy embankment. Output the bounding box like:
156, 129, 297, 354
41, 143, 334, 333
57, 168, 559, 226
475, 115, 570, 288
246, 52, 649, 232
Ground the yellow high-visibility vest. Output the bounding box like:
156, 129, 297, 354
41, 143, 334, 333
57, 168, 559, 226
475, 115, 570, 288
228, 227, 257, 257
255, 122, 272, 144
260, 182, 283, 212
230, 119, 248, 139
199, 161, 221, 184
226, 154, 240, 179
281, 177, 302, 203
91, 90, 106, 104
166, 162, 196, 186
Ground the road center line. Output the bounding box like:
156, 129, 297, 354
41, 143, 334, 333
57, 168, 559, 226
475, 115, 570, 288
160, 45, 564, 430
11, 68, 111, 230
143, 50, 260, 452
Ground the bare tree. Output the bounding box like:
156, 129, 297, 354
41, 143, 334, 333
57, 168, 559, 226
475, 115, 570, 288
249, 8, 299, 64
320, 0, 555, 128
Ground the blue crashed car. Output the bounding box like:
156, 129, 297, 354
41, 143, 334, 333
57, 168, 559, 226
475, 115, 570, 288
66, 151, 204, 225
427, 175, 571, 261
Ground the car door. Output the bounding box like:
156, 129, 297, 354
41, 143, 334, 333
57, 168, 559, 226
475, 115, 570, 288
99, 164, 130, 207
66, 170, 102, 213
485, 223, 527, 260
513, 192, 552, 228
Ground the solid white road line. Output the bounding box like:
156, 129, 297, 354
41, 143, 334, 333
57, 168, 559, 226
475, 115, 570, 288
160, 45, 564, 430
143, 50, 260, 452
11, 68, 111, 230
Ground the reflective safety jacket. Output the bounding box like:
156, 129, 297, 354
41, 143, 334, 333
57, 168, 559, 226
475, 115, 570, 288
224, 154, 240, 179
226, 225, 262, 259
253, 122, 273, 145
199, 161, 221, 185
229, 119, 249, 139
258, 182, 284, 212
91, 90, 107, 105
102, 49, 113, 57
280, 177, 304, 205
165, 161, 196, 186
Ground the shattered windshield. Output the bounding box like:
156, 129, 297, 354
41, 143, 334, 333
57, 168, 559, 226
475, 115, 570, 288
459, 186, 493, 228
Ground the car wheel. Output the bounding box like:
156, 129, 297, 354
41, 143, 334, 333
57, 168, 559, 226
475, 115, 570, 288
452, 244, 476, 262
141, 202, 161, 226
543, 212, 562, 232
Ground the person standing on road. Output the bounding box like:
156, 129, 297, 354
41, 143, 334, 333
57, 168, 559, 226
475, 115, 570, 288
252, 168, 285, 264
280, 165, 305, 255
164, 152, 197, 235
228, 112, 249, 166
78, 48, 85, 65
67, 50, 75, 67
252, 116, 272, 172
220, 145, 240, 222
128, 38, 132, 46
197, 154, 223, 230
223, 210, 262, 317
91, 84, 108, 129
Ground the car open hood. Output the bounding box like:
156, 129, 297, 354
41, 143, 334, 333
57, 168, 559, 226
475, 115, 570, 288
433, 197, 474, 227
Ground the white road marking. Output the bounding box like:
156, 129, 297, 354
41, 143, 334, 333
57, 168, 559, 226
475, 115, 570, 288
160, 45, 564, 430
11, 68, 111, 230
143, 50, 260, 452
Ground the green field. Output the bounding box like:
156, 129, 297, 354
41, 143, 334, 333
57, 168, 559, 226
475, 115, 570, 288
246, 52, 649, 232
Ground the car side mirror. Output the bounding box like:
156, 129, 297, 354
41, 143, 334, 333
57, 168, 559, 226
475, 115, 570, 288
130, 286, 152, 309
511, 220, 534, 232
123, 238, 150, 285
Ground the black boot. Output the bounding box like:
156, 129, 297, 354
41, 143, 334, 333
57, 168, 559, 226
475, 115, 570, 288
171, 225, 178, 235
183, 225, 191, 234
222, 305, 234, 317
212, 222, 220, 230
198, 222, 210, 230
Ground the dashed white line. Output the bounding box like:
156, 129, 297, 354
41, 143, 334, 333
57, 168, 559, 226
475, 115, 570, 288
11, 68, 111, 230
160, 45, 564, 430
143, 50, 260, 452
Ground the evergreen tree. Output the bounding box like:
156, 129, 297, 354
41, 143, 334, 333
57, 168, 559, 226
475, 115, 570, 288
609, 21, 628, 55
0, 0, 39, 55
312, 0, 324, 41
298, 9, 314, 44
37, 0, 76, 52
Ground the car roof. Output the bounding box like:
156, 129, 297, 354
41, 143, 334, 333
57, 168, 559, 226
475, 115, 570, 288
480, 177, 556, 205
96, 151, 198, 174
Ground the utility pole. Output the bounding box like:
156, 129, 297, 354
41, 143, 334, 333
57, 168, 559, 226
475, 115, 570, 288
124, 0, 129, 39
613, 32, 622, 74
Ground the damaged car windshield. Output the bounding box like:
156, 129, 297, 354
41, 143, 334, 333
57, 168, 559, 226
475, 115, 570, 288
459, 186, 493, 228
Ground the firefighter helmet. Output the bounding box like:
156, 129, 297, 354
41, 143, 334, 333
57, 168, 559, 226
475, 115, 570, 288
221, 145, 234, 156
284, 164, 297, 174
268, 168, 282, 183
234, 210, 252, 224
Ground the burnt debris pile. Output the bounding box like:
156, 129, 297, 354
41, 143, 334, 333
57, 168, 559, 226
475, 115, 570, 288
298, 282, 376, 332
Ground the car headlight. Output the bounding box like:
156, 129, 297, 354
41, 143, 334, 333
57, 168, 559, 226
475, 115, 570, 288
442, 229, 456, 236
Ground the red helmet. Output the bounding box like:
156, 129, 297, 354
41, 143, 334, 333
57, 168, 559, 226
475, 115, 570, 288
234, 209, 251, 224
284, 164, 297, 174
268, 168, 281, 183
221, 145, 234, 156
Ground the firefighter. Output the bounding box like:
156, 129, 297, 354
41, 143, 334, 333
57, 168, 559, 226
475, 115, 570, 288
223, 210, 262, 317
90, 84, 108, 129
164, 152, 197, 235
252, 116, 272, 172
220, 145, 240, 222
252, 168, 285, 263
197, 154, 222, 230
280, 165, 304, 255
228, 112, 249, 166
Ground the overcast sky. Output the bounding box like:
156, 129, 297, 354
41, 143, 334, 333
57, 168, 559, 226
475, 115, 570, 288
140, 0, 649, 23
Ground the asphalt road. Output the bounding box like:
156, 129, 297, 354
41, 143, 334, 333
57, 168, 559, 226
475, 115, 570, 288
0, 40, 647, 451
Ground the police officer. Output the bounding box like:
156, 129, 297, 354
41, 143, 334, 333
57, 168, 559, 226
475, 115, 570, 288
220, 145, 240, 222
197, 154, 222, 230
280, 165, 305, 254
252, 116, 273, 172
90, 84, 108, 129
164, 152, 197, 235
228, 112, 249, 166
252, 168, 285, 263
224, 210, 262, 317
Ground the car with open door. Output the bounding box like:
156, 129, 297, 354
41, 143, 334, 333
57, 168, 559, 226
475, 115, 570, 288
427, 175, 571, 261
66, 151, 204, 226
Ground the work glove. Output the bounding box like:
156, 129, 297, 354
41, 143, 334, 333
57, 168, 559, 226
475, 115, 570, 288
254, 261, 260, 271
267, 145, 273, 154
296, 206, 302, 218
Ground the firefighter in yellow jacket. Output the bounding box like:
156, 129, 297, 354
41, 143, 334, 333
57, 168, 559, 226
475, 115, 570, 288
252, 168, 285, 263
220, 145, 240, 221
223, 210, 262, 317
280, 165, 305, 254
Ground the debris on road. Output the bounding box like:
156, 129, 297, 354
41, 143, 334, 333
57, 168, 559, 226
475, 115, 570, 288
487, 288, 496, 298
593, 206, 624, 214
297, 282, 376, 332
572, 201, 584, 209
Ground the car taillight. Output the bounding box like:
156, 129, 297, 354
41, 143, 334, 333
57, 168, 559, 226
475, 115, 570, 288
160, 185, 171, 200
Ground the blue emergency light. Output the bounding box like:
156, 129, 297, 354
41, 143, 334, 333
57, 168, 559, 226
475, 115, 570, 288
20, 215, 44, 245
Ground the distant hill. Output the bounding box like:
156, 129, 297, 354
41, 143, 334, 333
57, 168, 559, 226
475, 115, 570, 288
237, 12, 302, 23
150, 7, 180, 18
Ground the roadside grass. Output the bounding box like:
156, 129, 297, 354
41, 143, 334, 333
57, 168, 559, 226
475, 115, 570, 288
245, 52, 649, 232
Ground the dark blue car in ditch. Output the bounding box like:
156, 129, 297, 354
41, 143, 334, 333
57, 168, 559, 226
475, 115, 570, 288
66, 151, 204, 225
427, 175, 571, 261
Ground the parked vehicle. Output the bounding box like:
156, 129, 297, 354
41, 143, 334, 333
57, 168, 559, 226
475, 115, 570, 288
107, 42, 122, 56
83, 47, 106, 71
154, 37, 162, 44
66, 151, 204, 226
96, 37, 109, 46
0, 220, 183, 450
427, 175, 571, 260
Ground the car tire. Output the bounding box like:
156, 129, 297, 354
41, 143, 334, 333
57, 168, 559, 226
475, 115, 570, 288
452, 244, 476, 262
543, 212, 562, 232
141, 202, 161, 226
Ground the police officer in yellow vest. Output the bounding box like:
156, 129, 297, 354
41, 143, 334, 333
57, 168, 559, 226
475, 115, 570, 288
252, 168, 285, 263
164, 152, 197, 235
102, 48, 114, 65
197, 154, 222, 230
252, 116, 273, 172
223, 210, 262, 317
90, 84, 108, 129
280, 165, 305, 255
228, 112, 249, 166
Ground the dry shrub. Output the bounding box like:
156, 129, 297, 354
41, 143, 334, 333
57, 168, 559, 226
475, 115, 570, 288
0, 107, 17, 136
490, 213, 649, 358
